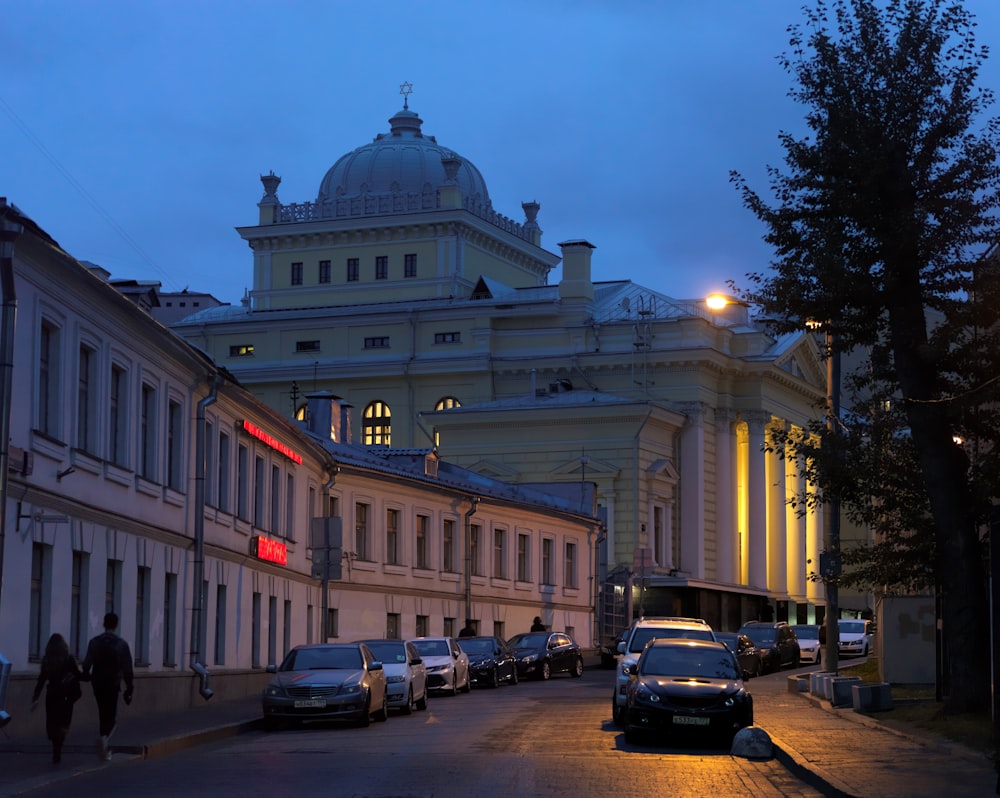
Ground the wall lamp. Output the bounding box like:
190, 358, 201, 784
56, 466, 75, 481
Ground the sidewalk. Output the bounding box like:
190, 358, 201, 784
0, 666, 995, 798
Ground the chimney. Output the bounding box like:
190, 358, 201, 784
558, 239, 595, 303
305, 391, 353, 444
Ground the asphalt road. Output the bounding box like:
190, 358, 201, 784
17, 665, 822, 798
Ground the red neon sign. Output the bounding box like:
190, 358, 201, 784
254, 536, 288, 566
240, 420, 303, 464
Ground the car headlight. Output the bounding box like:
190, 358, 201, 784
522, 654, 537, 664
264, 686, 283, 697
634, 684, 660, 703
723, 696, 735, 707
340, 683, 363, 696
386, 675, 405, 683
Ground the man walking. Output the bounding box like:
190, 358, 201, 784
81, 612, 134, 761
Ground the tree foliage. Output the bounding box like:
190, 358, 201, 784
732, 0, 1000, 712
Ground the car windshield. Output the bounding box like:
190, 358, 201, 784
629, 627, 714, 653
412, 640, 450, 657
458, 638, 495, 654
282, 646, 361, 671
507, 633, 548, 649
640, 646, 740, 680
714, 633, 738, 651
795, 625, 820, 640
839, 621, 867, 634
741, 629, 777, 648
362, 642, 407, 663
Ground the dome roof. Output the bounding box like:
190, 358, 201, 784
317, 106, 491, 206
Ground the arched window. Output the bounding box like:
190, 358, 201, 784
363, 401, 391, 446
435, 396, 461, 411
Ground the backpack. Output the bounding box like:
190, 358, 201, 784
90, 634, 122, 684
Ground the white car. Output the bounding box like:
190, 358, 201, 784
792, 624, 823, 665
410, 636, 470, 695
356, 639, 428, 714
838, 619, 874, 658
611, 617, 717, 726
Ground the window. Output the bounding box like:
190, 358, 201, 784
295, 340, 320, 353
268, 596, 277, 668
286, 474, 296, 541
136, 566, 151, 664
493, 528, 507, 579
542, 537, 554, 585
218, 431, 231, 513
415, 514, 429, 569
470, 524, 483, 576
386, 508, 400, 565
306, 604, 314, 645
167, 399, 183, 491
109, 364, 128, 466
325, 607, 338, 640
252, 591, 261, 668
363, 401, 391, 446
140, 383, 157, 481
290, 262, 303, 285
254, 456, 265, 527
355, 502, 370, 560
493, 621, 505, 640
105, 559, 122, 616
442, 518, 456, 572
386, 613, 401, 639
375, 255, 388, 280
517, 533, 530, 582
444, 617, 456, 638
163, 573, 178, 666
416, 615, 429, 637
346, 258, 359, 282
318, 259, 331, 283
214, 584, 227, 665
270, 465, 281, 533
364, 336, 390, 349
237, 444, 249, 521
38, 320, 60, 436
283, 599, 292, 659
435, 396, 461, 410
229, 344, 254, 357
404, 253, 417, 278
434, 332, 461, 344
29, 543, 50, 660
565, 541, 578, 589
70, 551, 87, 658
77, 343, 97, 454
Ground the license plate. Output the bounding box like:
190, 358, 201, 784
673, 715, 710, 726
293, 699, 326, 708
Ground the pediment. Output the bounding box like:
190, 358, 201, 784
551, 456, 620, 477
467, 458, 520, 479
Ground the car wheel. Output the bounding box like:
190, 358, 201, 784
461, 671, 471, 693
489, 667, 499, 688
612, 697, 625, 727
540, 660, 551, 680
401, 686, 414, 715
449, 676, 459, 697
510, 667, 518, 686
357, 696, 372, 727
816, 650, 822, 667
571, 657, 584, 677
375, 691, 389, 723
792, 652, 801, 668
416, 686, 428, 710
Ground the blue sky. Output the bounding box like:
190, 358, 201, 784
4, 0, 1000, 306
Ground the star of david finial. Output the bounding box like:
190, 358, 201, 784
399, 81, 413, 109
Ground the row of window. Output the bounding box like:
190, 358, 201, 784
351, 502, 579, 588
288, 253, 418, 286
227, 330, 462, 359
358, 397, 459, 447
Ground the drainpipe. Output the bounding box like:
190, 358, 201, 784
320, 463, 338, 641
190, 375, 222, 700
0, 205, 23, 727
464, 497, 480, 623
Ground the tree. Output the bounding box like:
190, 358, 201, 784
732, 0, 1000, 713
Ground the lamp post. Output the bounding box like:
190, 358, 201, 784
823, 328, 842, 674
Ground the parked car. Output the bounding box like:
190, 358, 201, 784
715, 632, 764, 678
792, 625, 823, 666
612, 617, 717, 726
458, 636, 519, 688
261, 642, 388, 728
355, 639, 428, 714
622, 638, 753, 746
410, 636, 471, 695
838, 619, 874, 657
737, 621, 801, 674
507, 631, 584, 681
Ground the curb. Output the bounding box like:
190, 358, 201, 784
143, 718, 263, 759
768, 732, 861, 798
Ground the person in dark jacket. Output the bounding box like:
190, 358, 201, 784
31, 633, 81, 764
458, 618, 477, 638
81, 612, 134, 761
530, 616, 546, 632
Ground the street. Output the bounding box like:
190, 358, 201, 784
18, 666, 822, 798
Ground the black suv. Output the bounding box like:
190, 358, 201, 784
736, 621, 800, 674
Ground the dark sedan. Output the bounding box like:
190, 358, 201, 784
623, 638, 753, 746
458, 636, 519, 688
506, 631, 584, 680
261, 642, 388, 728
715, 632, 763, 679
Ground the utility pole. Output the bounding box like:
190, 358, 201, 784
824, 330, 841, 674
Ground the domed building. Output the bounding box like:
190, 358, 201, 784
175, 95, 855, 645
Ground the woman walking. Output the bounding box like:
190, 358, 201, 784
30, 633, 82, 764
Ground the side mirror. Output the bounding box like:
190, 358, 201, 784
370, 660, 383, 672
627, 664, 638, 676
617, 641, 626, 655
411, 656, 422, 666
265, 664, 277, 674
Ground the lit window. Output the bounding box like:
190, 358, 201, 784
435, 396, 461, 411
229, 344, 254, 357
296, 340, 320, 353
363, 401, 391, 446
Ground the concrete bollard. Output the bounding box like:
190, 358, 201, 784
852, 682, 893, 712
809, 671, 834, 696
830, 676, 863, 707
731, 725, 773, 760
787, 674, 810, 693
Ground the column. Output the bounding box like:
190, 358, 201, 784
678, 403, 706, 579
767, 422, 788, 595
714, 409, 737, 584
745, 412, 769, 591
